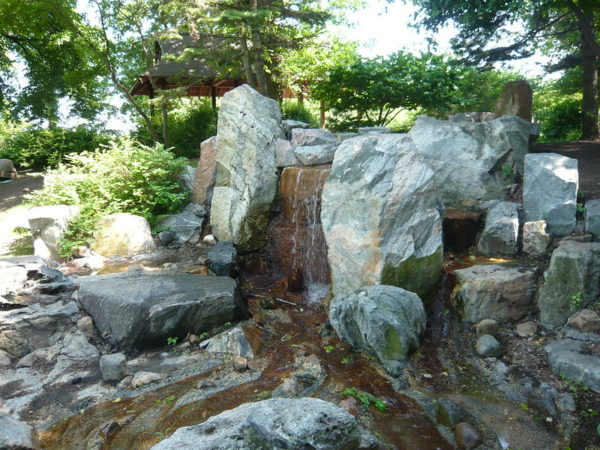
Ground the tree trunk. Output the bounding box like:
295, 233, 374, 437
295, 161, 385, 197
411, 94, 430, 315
249, 0, 269, 96
161, 98, 170, 148
240, 37, 257, 89
576, 9, 599, 140
250, 30, 269, 96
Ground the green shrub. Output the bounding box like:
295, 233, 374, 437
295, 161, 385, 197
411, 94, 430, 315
134, 99, 217, 158
281, 101, 320, 128
0, 126, 111, 169
28, 138, 189, 256
534, 92, 582, 142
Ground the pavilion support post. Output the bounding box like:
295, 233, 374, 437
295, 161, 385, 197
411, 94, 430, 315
211, 85, 217, 110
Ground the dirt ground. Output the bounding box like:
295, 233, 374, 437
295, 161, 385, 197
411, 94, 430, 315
531, 140, 600, 200
0, 174, 44, 210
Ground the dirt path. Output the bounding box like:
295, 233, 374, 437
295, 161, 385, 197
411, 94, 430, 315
531, 140, 600, 200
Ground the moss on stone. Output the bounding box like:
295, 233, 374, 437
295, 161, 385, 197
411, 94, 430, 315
381, 246, 443, 297
383, 326, 405, 361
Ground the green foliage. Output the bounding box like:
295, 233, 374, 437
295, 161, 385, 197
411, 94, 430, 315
449, 67, 525, 114
534, 87, 582, 142
342, 387, 387, 413
323, 345, 335, 353
281, 101, 319, 128
0, 126, 111, 169
167, 336, 179, 346
314, 52, 462, 130
27, 138, 188, 256
0, 0, 108, 121
134, 99, 217, 158
570, 292, 584, 310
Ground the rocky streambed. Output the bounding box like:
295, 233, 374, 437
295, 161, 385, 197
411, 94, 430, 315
1, 245, 599, 449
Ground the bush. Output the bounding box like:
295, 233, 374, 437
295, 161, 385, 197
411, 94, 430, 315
28, 138, 189, 256
534, 91, 582, 142
0, 126, 111, 170
134, 99, 217, 158
281, 101, 320, 127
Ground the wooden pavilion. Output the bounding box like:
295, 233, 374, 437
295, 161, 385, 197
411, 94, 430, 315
129, 34, 247, 107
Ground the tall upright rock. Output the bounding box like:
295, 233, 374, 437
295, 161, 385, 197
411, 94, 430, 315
495, 80, 533, 122
210, 85, 284, 252
321, 134, 443, 297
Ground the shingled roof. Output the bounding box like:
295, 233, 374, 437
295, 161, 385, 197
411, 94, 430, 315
129, 34, 245, 98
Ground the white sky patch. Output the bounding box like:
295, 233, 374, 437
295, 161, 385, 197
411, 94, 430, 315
330, 0, 555, 79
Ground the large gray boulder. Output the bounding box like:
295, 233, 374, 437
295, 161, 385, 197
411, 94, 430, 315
537, 241, 600, 327
28, 205, 80, 260
321, 134, 443, 297
523, 153, 578, 236
151, 398, 368, 450
210, 85, 283, 252
477, 202, 520, 256
91, 213, 156, 257
0, 412, 39, 449
546, 339, 600, 393
0, 301, 80, 358
452, 265, 538, 322
585, 199, 600, 240
77, 270, 245, 349
329, 285, 426, 375
409, 115, 531, 206
0, 158, 17, 179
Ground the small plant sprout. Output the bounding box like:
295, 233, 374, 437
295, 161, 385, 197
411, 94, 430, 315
570, 292, 584, 310
167, 336, 179, 346
342, 387, 387, 413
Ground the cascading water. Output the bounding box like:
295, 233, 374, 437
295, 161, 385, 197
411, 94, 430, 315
269, 166, 330, 301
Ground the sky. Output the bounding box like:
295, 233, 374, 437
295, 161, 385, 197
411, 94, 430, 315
63, 0, 551, 131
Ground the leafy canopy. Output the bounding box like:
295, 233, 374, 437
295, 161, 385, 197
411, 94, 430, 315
314, 52, 462, 129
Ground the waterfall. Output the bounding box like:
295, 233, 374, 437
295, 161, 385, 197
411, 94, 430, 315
270, 166, 330, 300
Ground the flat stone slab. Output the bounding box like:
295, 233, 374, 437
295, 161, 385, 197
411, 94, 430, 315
546, 339, 600, 393
78, 270, 245, 350
452, 264, 537, 322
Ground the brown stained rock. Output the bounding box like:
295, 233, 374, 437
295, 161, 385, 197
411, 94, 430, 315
443, 209, 483, 254
454, 422, 483, 449
338, 396, 360, 416
516, 321, 537, 338
242, 323, 266, 355
232, 355, 248, 372
192, 136, 217, 206
495, 80, 533, 122
567, 309, 600, 333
